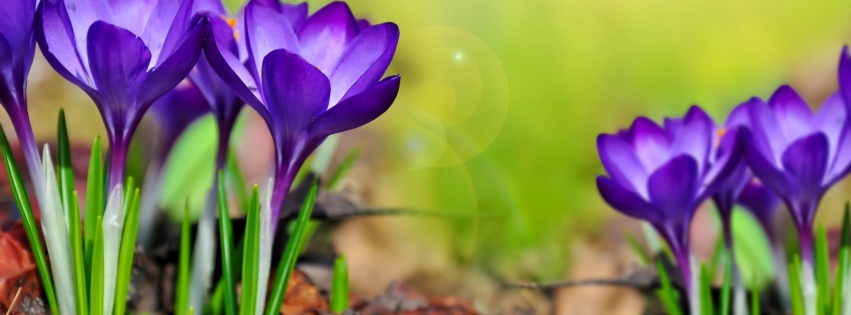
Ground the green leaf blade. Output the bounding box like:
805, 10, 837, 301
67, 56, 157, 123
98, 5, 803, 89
90, 216, 105, 315
239, 186, 261, 315
0, 125, 58, 314
176, 201, 192, 315
266, 179, 319, 315
217, 171, 237, 315
330, 254, 350, 313
85, 136, 104, 280
114, 189, 140, 315
70, 192, 88, 315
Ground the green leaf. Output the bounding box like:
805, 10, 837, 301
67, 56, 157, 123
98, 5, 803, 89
330, 254, 350, 313
160, 115, 216, 221
90, 216, 105, 315
731, 207, 774, 288
751, 280, 760, 315
57, 110, 76, 235
217, 171, 237, 315
176, 202, 192, 315
789, 255, 805, 315
85, 136, 104, 280
226, 149, 250, 213
625, 233, 650, 266
115, 189, 140, 315
816, 225, 831, 314
833, 203, 851, 315
327, 148, 360, 191
0, 124, 59, 314
239, 186, 261, 315
700, 263, 714, 315
720, 255, 732, 315
70, 192, 88, 315
266, 179, 319, 315
654, 259, 681, 315
188, 307, 195, 315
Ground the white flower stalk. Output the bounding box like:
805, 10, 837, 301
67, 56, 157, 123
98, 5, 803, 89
102, 184, 126, 315
189, 189, 218, 311
40, 145, 77, 314
255, 178, 274, 315
801, 261, 816, 315
688, 256, 700, 315
137, 162, 162, 247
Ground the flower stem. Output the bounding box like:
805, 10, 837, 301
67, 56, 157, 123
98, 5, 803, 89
7, 107, 45, 202
107, 137, 128, 190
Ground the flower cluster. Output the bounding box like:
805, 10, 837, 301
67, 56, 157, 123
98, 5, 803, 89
0, 0, 400, 314
597, 47, 851, 312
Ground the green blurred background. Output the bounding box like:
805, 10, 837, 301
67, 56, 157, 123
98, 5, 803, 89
16, 0, 851, 297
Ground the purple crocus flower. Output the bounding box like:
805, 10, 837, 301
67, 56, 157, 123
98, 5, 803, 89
204, 0, 401, 227
741, 48, 851, 262
35, 0, 207, 189
596, 106, 740, 301
0, 0, 48, 198
710, 102, 751, 248
737, 180, 781, 240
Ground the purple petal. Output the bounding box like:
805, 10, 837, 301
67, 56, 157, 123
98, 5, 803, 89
86, 21, 151, 114
137, 17, 205, 112
244, 1, 299, 82
356, 19, 371, 32
711, 160, 749, 217
63, 0, 110, 68
625, 117, 672, 171
737, 181, 780, 233
724, 101, 751, 128
309, 75, 400, 138
0, 0, 36, 49
839, 45, 851, 105
596, 176, 661, 223
743, 128, 791, 198
329, 22, 399, 105
261, 49, 330, 134
769, 85, 815, 140
142, 0, 194, 66
595, 133, 649, 198
36, 0, 91, 87
814, 93, 846, 164
781, 133, 829, 197
203, 17, 266, 117
647, 155, 699, 223
747, 97, 784, 166
297, 1, 358, 74
0, 36, 10, 67
279, 2, 308, 31
668, 106, 713, 173
106, 0, 157, 36
192, 0, 227, 15
701, 127, 744, 200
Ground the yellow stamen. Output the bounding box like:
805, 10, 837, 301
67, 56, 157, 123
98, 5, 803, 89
233, 30, 240, 41
222, 16, 238, 29
714, 128, 728, 147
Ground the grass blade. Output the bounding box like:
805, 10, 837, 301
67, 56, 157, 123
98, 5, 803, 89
751, 280, 760, 315
625, 233, 650, 266
816, 225, 830, 314
239, 186, 261, 315
654, 259, 682, 315
790, 255, 805, 315
327, 149, 359, 191
0, 125, 58, 314
176, 201, 192, 315
85, 136, 104, 279
90, 216, 104, 315
217, 171, 237, 315
265, 179, 319, 315
720, 255, 732, 315
226, 149, 250, 213
330, 254, 350, 313
70, 192, 88, 315
57, 110, 75, 230
700, 263, 714, 315
833, 203, 851, 315
114, 189, 140, 315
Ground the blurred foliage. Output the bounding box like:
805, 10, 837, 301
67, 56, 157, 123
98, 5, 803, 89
17, 0, 851, 283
